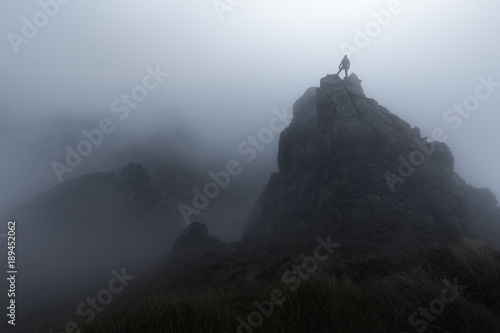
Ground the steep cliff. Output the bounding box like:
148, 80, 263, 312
244, 74, 500, 251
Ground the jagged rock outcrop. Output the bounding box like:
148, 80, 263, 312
114, 162, 181, 234
244, 74, 500, 250
171, 221, 210, 253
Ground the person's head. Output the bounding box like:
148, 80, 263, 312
344, 55, 348, 59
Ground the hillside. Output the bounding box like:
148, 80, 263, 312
40, 73, 500, 333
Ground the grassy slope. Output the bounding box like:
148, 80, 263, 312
44, 239, 500, 333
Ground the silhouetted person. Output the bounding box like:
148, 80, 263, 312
337, 55, 350, 78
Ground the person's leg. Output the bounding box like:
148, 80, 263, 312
344, 68, 348, 78
337, 68, 342, 75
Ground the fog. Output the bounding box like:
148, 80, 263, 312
0, 1, 500, 330
1, 0, 500, 211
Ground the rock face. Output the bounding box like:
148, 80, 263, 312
244, 74, 500, 249
172, 221, 209, 253
114, 162, 181, 235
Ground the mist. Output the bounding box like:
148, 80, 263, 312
1, 0, 500, 211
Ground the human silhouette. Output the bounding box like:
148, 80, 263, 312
337, 55, 350, 78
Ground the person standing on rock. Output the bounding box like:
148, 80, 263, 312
337, 55, 350, 78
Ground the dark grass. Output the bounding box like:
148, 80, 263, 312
42, 239, 500, 333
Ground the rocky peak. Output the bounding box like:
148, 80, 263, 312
245, 74, 500, 250
114, 162, 181, 235
172, 221, 210, 253
115, 162, 150, 189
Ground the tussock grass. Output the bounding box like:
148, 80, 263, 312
45, 240, 500, 332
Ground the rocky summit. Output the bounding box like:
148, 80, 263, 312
172, 221, 210, 253
244, 74, 500, 252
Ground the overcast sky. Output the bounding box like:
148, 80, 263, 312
1, 0, 499, 211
